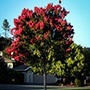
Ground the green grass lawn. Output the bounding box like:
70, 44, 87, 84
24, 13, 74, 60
46, 86, 90, 90
62, 89, 90, 90
40, 89, 90, 90
46, 88, 90, 90
65, 89, 90, 90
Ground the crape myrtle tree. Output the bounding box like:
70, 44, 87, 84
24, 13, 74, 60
6, 3, 74, 90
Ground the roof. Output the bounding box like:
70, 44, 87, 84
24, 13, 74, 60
0, 51, 3, 56
87, 48, 90, 50
14, 65, 31, 72
4, 57, 15, 63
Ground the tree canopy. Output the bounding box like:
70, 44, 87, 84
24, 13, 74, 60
6, 3, 74, 65
0, 36, 12, 51
65, 43, 85, 77
2, 19, 10, 38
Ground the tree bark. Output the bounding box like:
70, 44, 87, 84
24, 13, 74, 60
5, 30, 6, 38
43, 62, 47, 90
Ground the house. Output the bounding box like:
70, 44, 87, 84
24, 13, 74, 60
14, 64, 32, 83
14, 64, 58, 84
0, 51, 15, 69
0, 51, 3, 56
0, 51, 58, 84
4, 57, 15, 69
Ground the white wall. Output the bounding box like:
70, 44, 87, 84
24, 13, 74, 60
23, 70, 57, 84
32, 74, 57, 84
7, 63, 13, 68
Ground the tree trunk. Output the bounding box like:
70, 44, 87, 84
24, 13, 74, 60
43, 63, 47, 90
5, 30, 6, 38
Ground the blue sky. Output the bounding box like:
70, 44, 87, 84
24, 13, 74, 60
0, 0, 90, 47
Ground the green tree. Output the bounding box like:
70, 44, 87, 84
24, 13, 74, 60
6, 3, 74, 90
2, 19, 10, 38
0, 36, 12, 51
43, 43, 90, 86
64, 43, 85, 85
83, 47, 90, 76
0, 56, 7, 83
65, 43, 84, 77
0, 56, 7, 72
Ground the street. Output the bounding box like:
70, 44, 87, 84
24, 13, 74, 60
0, 84, 60, 90
0, 84, 90, 90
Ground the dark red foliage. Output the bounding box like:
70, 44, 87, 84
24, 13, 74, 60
6, 3, 74, 63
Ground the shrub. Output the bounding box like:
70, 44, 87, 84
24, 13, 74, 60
74, 78, 81, 86
7, 70, 24, 84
